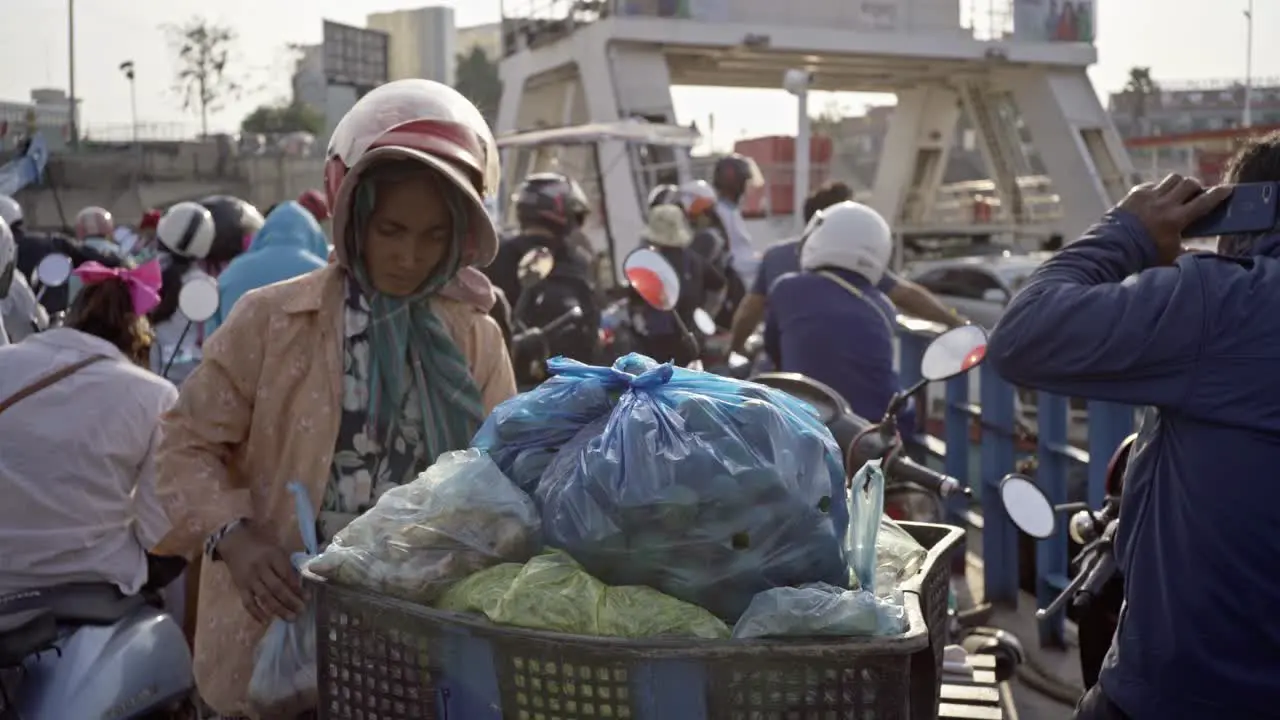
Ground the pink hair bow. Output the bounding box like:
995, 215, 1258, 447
73, 259, 163, 316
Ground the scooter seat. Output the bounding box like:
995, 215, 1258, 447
0, 608, 56, 668
0, 583, 146, 626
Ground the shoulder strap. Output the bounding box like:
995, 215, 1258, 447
815, 270, 896, 338
0, 355, 111, 417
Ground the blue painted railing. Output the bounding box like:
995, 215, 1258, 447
897, 318, 1133, 645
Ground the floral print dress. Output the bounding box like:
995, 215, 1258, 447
317, 280, 429, 540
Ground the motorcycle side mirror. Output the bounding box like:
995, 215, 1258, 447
692, 308, 716, 335
177, 274, 220, 323
623, 247, 680, 311
921, 325, 988, 382
999, 473, 1056, 539
517, 246, 555, 289
35, 253, 73, 288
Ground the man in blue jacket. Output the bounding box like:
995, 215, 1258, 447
987, 135, 1280, 719
208, 200, 328, 333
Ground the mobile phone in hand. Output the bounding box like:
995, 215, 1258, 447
1182, 182, 1278, 238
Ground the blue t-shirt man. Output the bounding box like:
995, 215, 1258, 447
763, 201, 913, 428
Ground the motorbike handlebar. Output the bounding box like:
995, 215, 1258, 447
1072, 550, 1118, 610
512, 305, 584, 354
887, 453, 970, 499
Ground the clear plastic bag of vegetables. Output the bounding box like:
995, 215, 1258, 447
534, 355, 848, 621
305, 449, 540, 603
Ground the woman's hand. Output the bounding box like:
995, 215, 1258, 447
216, 523, 307, 623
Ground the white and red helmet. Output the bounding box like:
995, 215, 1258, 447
323, 79, 500, 268
75, 206, 114, 242
678, 180, 718, 217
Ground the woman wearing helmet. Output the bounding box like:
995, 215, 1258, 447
628, 204, 725, 366
147, 201, 218, 383
155, 79, 516, 718
765, 201, 914, 428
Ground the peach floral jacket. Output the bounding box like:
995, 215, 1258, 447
155, 263, 515, 717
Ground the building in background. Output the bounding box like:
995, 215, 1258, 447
292, 44, 328, 119
1108, 78, 1280, 138
289, 21, 390, 152
457, 22, 502, 60
0, 89, 79, 152
367, 6, 457, 85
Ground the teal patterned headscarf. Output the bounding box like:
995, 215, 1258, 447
345, 164, 486, 461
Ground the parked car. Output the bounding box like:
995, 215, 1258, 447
905, 252, 1052, 329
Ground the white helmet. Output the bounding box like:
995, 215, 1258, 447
157, 201, 217, 259
799, 201, 893, 285
324, 78, 500, 268
0, 196, 22, 228
0, 216, 15, 298
677, 180, 717, 217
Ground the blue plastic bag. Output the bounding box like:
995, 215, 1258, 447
846, 459, 887, 593
248, 482, 319, 718
472, 355, 660, 493
530, 353, 848, 621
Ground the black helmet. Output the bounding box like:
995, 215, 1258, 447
712, 154, 761, 204
646, 184, 681, 210
199, 195, 266, 263
515, 173, 589, 235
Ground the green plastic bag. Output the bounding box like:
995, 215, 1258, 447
436, 551, 729, 640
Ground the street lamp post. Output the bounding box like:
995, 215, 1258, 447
119, 61, 138, 144
67, 0, 77, 148
1244, 0, 1254, 127
783, 69, 813, 232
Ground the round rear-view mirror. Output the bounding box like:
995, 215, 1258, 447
517, 246, 555, 288
178, 274, 220, 323
999, 473, 1056, 539
692, 308, 716, 335
921, 324, 988, 382
35, 253, 73, 288
623, 247, 680, 311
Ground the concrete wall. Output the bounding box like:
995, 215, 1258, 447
15, 142, 324, 230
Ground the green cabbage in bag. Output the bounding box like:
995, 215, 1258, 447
435, 551, 730, 640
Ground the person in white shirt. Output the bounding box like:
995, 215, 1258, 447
0, 256, 183, 597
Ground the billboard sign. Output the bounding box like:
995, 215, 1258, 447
1013, 0, 1095, 43
322, 20, 389, 89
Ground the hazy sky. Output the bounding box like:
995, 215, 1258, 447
1, 0, 1275, 143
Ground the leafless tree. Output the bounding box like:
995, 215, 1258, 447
164, 17, 242, 137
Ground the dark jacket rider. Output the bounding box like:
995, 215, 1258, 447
485, 172, 599, 367
988, 135, 1280, 720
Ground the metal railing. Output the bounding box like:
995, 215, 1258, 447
897, 319, 1133, 646
500, 0, 1023, 53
